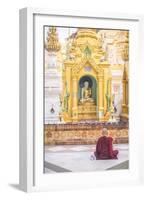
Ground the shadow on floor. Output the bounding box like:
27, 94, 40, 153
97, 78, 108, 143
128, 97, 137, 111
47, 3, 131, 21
8, 183, 20, 191
107, 160, 129, 170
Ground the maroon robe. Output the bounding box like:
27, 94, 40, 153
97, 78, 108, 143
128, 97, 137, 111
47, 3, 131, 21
94, 136, 118, 160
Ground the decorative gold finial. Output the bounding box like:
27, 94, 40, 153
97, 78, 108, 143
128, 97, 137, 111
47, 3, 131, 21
45, 27, 61, 52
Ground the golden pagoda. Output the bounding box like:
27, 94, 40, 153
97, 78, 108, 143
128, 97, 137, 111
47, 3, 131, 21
61, 29, 112, 122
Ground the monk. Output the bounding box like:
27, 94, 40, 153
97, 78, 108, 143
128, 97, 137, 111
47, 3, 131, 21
94, 128, 118, 160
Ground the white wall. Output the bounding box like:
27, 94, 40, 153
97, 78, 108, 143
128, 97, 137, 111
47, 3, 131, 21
0, 0, 146, 199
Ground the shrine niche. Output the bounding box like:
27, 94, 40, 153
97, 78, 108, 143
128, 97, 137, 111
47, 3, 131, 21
78, 75, 97, 120
61, 29, 111, 122
78, 75, 97, 103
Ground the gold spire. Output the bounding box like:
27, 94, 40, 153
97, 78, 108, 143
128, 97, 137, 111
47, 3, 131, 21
45, 27, 61, 52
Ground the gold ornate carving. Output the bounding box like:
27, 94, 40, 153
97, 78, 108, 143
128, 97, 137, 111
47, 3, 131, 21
61, 29, 112, 122
45, 27, 61, 52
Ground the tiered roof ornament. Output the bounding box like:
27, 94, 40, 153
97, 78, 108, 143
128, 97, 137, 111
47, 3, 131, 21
45, 27, 61, 52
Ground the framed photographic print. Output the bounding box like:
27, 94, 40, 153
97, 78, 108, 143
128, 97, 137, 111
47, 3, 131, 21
19, 8, 144, 192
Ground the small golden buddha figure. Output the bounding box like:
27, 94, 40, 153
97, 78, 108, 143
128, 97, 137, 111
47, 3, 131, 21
80, 81, 94, 103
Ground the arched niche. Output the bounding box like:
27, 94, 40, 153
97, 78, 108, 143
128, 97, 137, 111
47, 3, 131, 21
78, 75, 98, 104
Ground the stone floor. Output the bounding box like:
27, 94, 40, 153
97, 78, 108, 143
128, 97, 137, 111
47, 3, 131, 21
44, 144, 129, 173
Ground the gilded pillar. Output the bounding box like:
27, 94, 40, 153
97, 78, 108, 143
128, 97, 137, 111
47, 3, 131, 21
103, 70, 107, 115
121, 31, 129, 118
126, 78, 129, 113
72, 76, 78, 121
126, 81, 128, 105
98, 71, 104, 121
122, 68, 128, 114
109, 78, 112, 101
108, 77, 112, 111
126, 79, 129, 114
122, 79, 126, 106
66, 65, 72, 115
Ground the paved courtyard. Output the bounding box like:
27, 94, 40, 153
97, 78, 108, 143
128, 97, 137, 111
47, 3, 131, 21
44, 144, 129, 173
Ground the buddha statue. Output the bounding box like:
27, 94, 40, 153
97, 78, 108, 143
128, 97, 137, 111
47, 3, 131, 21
80, 81, 94, 103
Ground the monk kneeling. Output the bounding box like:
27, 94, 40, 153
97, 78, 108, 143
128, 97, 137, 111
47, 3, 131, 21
94, 128, 118, 160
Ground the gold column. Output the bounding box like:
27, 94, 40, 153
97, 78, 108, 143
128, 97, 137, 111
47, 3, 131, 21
126, 78, 129, 113
126, 81, 128, 105
96, 76, 99, 120
103, 68, 111, 116
121, 31, 129, 119
122, 78, 128, 114
98, 72, 104, 121
103, 71, 107, 115
108, 77, 112, 106
66, 65, 72, 116
122, 79, 126, 105
72, 76, 78, 121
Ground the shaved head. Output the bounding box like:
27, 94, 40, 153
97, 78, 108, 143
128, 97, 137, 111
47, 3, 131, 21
101, 128, 108, 136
